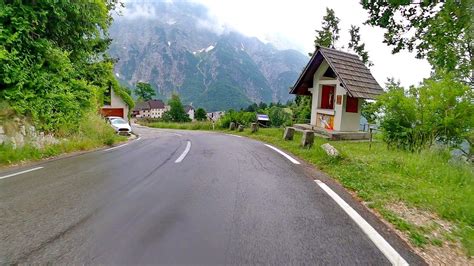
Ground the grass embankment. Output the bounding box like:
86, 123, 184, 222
0, 115, 126, 166
143, 121, 473, 256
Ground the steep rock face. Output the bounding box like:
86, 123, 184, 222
109, 1, 307, 111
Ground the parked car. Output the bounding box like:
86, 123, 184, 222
106, 116, 123, 123
109, 118, 132, 135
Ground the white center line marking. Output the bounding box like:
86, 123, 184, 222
315, 180, 408, 266
175, 141, 191, 163
264, 144, 300, 164
0, 167, 44, 180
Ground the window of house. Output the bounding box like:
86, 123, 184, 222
346, 96, 358, 113
320, 85, 335, 109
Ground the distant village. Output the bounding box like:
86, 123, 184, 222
131, 99, 225, 122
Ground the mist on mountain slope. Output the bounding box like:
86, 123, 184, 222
109, 1, 308, 111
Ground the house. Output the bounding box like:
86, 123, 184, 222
133, 99, 169, 118
184, 105, 195, 120
131, 101, 149, 117
207, 111, 225, 121
290, 46, 383, 140
101, 88, 130, 121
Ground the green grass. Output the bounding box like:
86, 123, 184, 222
0, 114, 126, 166
143, 121, 215, 130
144, 122, 473, 255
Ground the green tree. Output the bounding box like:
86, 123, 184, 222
258, 102, 268, 111
313, 8, 340, 49
268, 106, 291, 127
163, 94, 191, 122
375, 74, 473, 151
246, 103, 258, 112
217, 110, 256, 128
362, 0, 473, 82
291, 95, 311, 123
195, 107, 207, 121
134, 82, 156, 101
348, 25, 373, 67
0, 1, 123, 132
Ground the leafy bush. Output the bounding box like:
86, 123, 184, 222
217, 110, 255, 128
291, 95, 311, 123
268, 106, 292, 127
375, 74, 473, 151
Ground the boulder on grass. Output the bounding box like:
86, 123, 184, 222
321, 143, 339, 157
237, 125, 244, 132
283, 127, 295, 141
300, 130, 314, 148
229, 122, 236, 130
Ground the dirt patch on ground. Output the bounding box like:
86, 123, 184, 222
385, 202, 472, 265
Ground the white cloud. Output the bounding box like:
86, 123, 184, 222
193, 0, 432, 87
119, 2, 157, 19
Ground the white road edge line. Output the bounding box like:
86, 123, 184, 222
228, 134, 243, 138
314, 180, 408, 266
104, 142, 129, 151
0, 167, 44, 180
104, 137, 141, 152
264, 144, 300, 164
175, 141, 191, 163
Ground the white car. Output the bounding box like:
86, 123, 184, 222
107, 116, 123, 122
109, 118, 132, 135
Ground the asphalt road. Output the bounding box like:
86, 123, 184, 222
0, 125, 424, 264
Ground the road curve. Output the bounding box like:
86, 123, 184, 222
0, 125, 424, 264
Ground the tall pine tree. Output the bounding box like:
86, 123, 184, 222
313, 8, 340, 49
348, 25, 373, 67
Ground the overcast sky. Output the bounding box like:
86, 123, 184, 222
121, 0, 432, 87
190, 0, 432, 88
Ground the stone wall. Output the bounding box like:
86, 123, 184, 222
0, 118, 59, 149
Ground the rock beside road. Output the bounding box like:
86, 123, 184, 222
321, 143, 339, 157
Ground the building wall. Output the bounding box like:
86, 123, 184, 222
139, 107, 167, 119
339, 96, 363, 131
103, 89, 129, 121
187, 109, 195, 120
309, 59, 362, 132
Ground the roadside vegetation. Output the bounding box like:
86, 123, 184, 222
143, 121, 214, 131
0, 111, 126, 167
0, 2, 131, 166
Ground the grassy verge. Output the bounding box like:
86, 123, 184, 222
143, 121, 215, 130
0, 115, 127, 166
143, 121, 473, 256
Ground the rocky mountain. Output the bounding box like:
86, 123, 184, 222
108, 1, 308, 111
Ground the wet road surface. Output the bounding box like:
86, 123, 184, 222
0, 125, 424, 264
